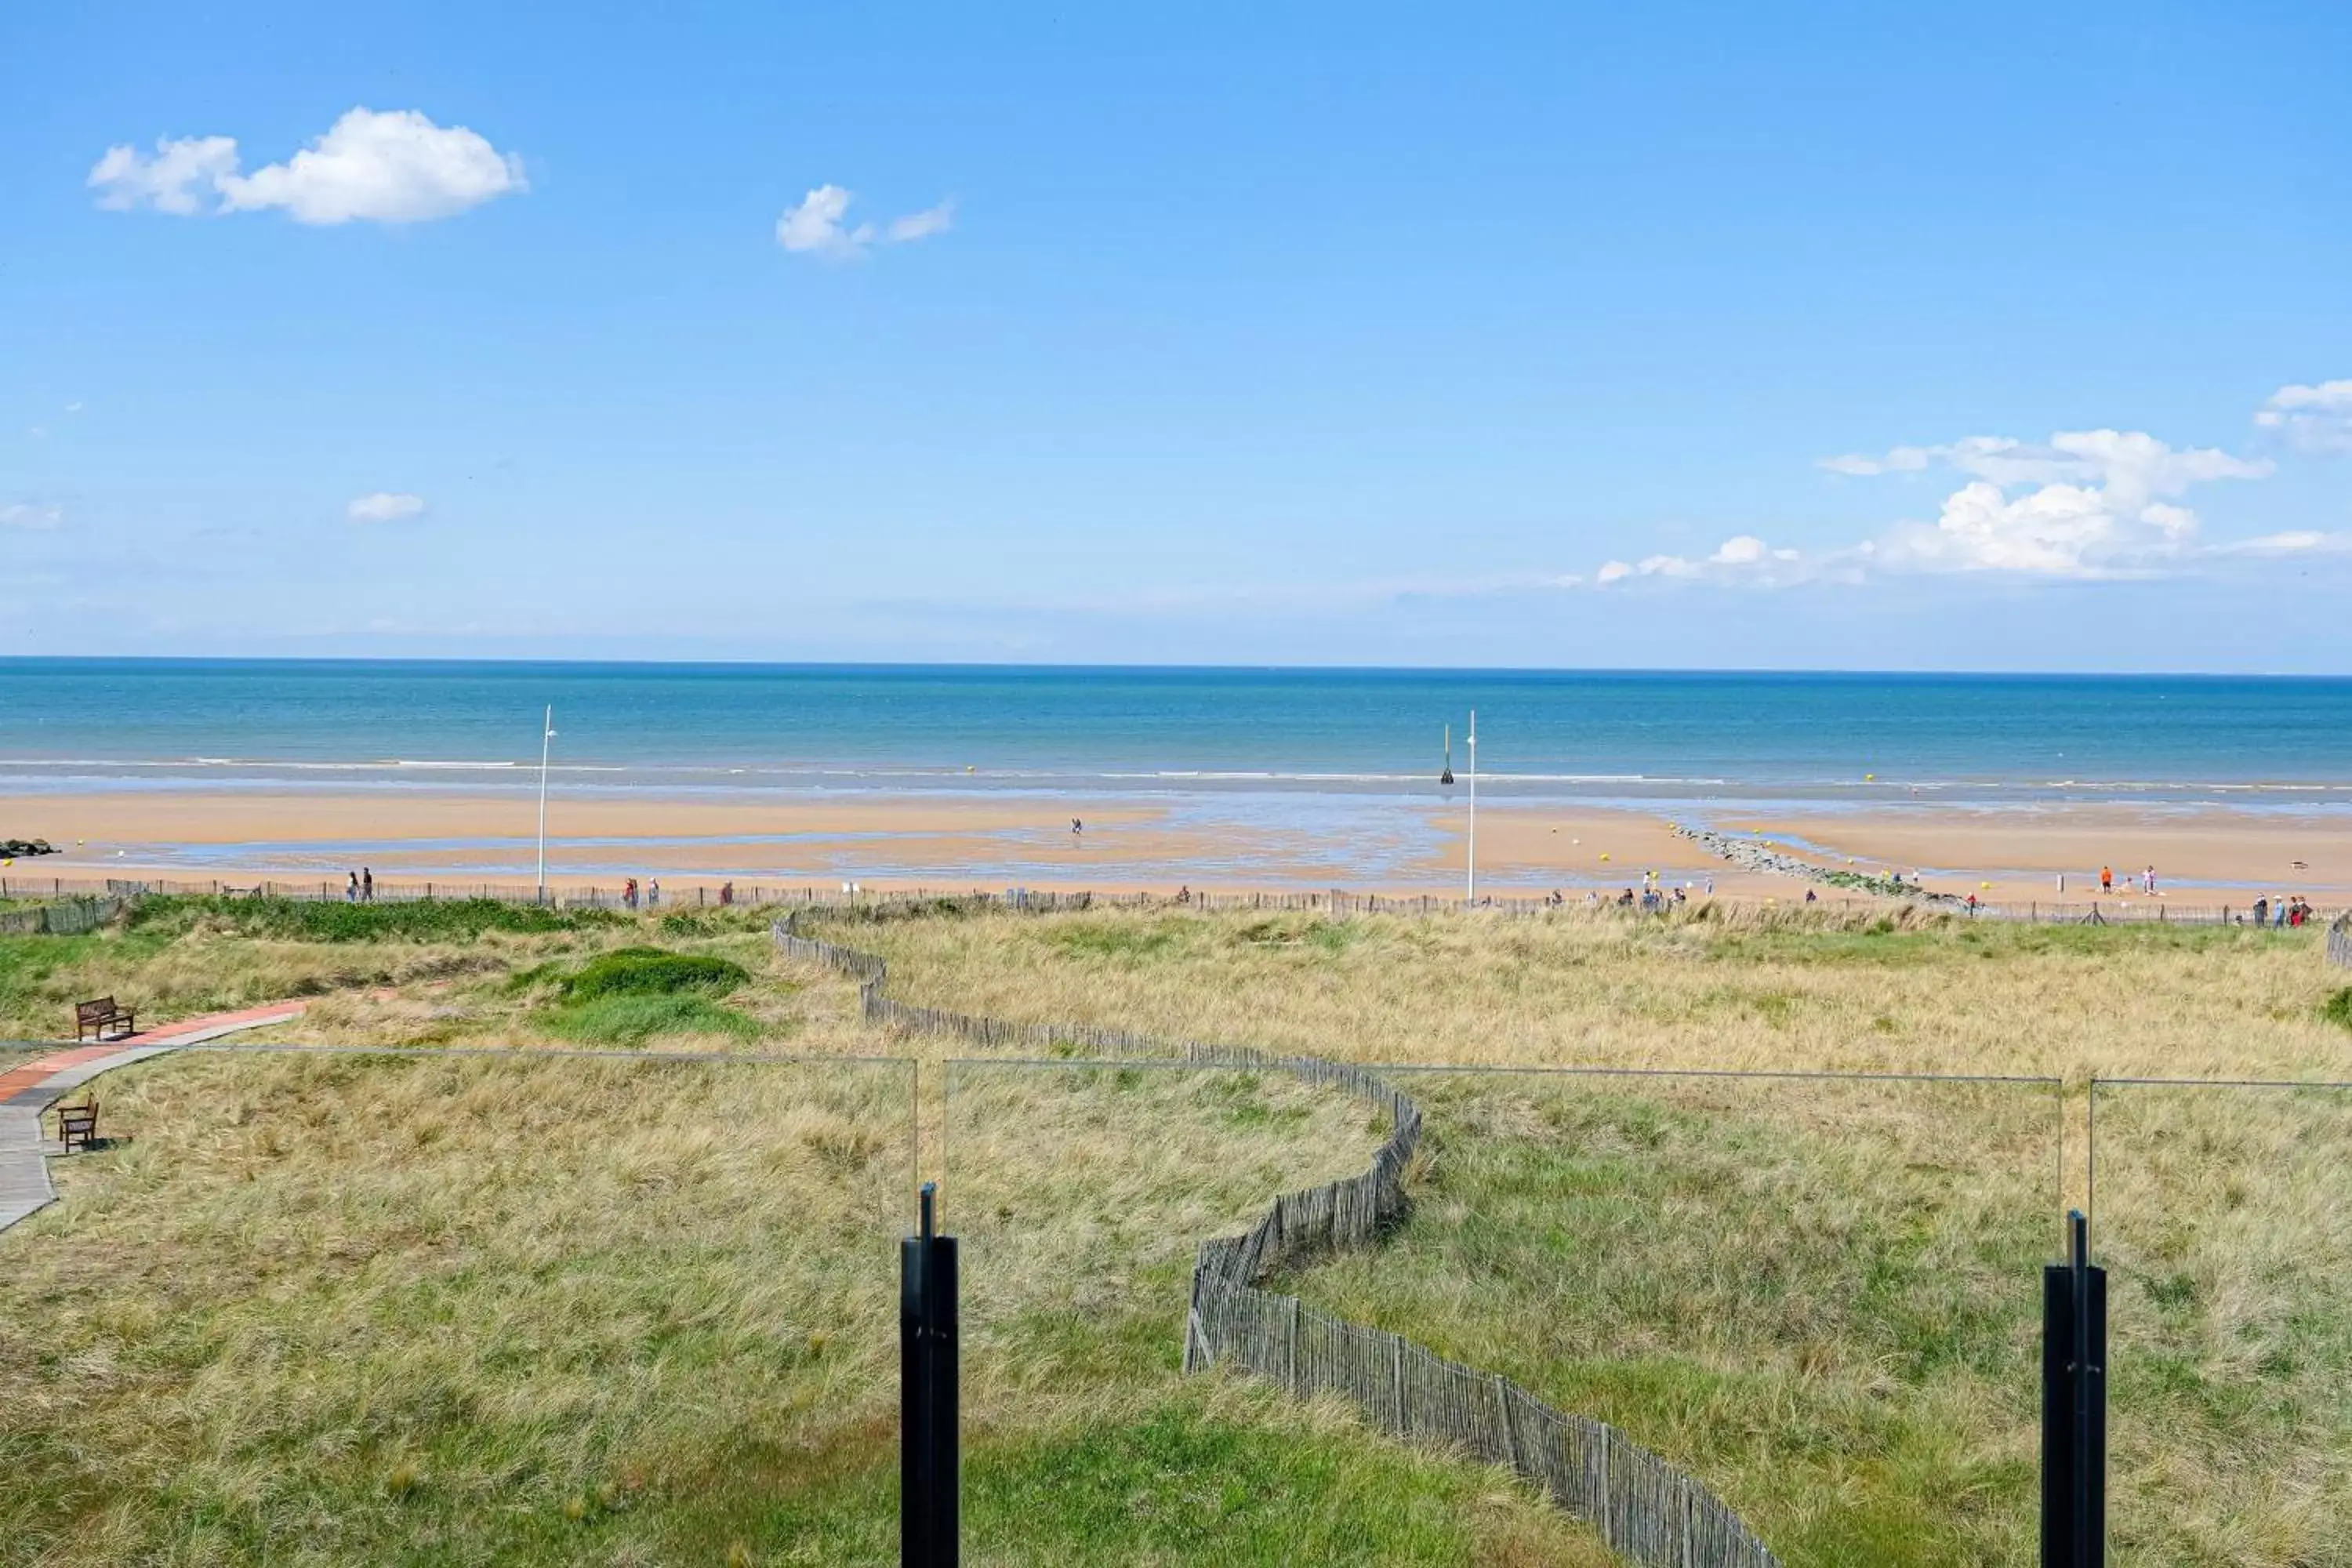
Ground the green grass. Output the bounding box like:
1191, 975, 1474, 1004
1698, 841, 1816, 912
1263, 1074, 2053, 1566
126, 894, 622, 944
558, 946, 751, 1002
521, 946, 761, 1046
542, 992, 761, 1047
2, 1019, 1615, 1566
2324, 986, 2352, 1032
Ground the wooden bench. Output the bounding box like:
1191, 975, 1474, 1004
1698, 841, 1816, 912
54, 1098, 99, 1152
74, 996, 136, 1042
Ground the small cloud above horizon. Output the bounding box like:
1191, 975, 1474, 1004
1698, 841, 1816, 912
89, 109, 524, 225
2256, 379, 2352, 452
775, 185, 954, 260
347, 492, 426, 524
2, 502, 64, 530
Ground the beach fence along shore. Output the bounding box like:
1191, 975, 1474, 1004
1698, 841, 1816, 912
774, 908, 1785, 1568
3, 871, 2336, 930
0, 895, 133, 936
2332, 913, 2352, 969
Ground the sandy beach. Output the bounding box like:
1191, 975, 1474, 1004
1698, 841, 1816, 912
2, 786, 2345, 907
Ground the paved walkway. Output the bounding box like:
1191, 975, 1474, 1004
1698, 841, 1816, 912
0, 1001, 308, 1233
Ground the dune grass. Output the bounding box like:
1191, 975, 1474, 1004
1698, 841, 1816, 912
0, 898, 1621, 1566
0, 898, 806, 1051
0, 1049, 914, 1565
853, 905, 2352, 1567
16, 895, 2346, 1563
0, 1044, 1611, 1566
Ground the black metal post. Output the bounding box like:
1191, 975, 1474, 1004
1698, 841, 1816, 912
902, 1182, 960, 1567
2042, 1209, 2106, 1566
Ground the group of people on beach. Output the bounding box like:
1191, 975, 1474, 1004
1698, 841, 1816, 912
2247, 895, 2316, 927
2092, 865, 2161, 896
1545, 868, 1712, 912
344, 869, 373, 902
620, 877, 662, 910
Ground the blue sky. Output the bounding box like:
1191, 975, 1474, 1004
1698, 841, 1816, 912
5, 2, 2350, 670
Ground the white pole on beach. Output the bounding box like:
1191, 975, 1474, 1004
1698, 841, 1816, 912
535, 705, 556, 904
1465, 709, 1478, 906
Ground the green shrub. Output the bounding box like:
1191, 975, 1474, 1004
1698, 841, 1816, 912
2324, 988, 2352, 1033
557, 948, 750, 1003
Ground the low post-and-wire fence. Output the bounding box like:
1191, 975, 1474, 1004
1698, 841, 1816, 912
775, 907, 1784, 1568
3, 870, 2340, 931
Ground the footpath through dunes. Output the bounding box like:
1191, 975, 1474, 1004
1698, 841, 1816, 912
777, 910, 1785, 1568
0, 1000, 309, 1232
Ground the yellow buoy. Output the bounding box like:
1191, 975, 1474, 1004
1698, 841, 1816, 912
1980, 880, 1992, 891
1865, 773, 1876, 782
1599, 851, 1610, 862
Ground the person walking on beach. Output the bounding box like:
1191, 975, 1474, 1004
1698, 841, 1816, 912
647, 878, 660, 909
361, 867, 373, 902
2143, 866, 2156, 895
2252, 895, 2269, 927
623, 877, 638, 912
2100, 866, 2114, 895
1072, 817, 1083, 842
347, 870, 359, 903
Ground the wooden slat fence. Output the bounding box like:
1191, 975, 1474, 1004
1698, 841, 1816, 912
0, 895, 134, 936
775, 906, 1784, 1568
2332, 913, 2352, 970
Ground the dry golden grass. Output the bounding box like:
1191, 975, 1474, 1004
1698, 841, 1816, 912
848, 905, 2350, 1084
0, 1047, 914, 1564
2, 902, 1624, 1566
839, 906, 2352, 1566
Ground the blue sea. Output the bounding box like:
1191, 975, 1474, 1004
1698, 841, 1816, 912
7, 659, 2352, 812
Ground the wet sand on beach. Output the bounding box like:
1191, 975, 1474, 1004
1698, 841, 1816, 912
2, 789, 2344, 904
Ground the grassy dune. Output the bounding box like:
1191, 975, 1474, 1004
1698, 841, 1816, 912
0, 901, 1619, 1566
860, 905, 2352, 1568
2, 1049, 913, 1565
12, 898, 2348, 1564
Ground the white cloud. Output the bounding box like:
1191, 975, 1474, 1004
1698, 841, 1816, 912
2256, 379, 2352, 452
2, 503, 63, 530
887, 201, 956, 243
64, 401, 84, 414
88, 135, 240, 215
89, 110, 524, 224
1821, 430, 2269, 500
776, 184, 954, 260
1817, 429, 2269, 580
347, 492, 426, 524
2217, 529, 2352, 557
1819, 445, 1932, 477
1601, 424, 2299, 590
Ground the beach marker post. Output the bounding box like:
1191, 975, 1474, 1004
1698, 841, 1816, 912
1465, 710, 1478, 906
535, 706, 556, 905
2042, 1209, 2106, 1566
902, 1181, 960, 1566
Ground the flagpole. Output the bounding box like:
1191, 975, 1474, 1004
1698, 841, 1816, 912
536, 706, 555, 904
1465, 709, 1478, 906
